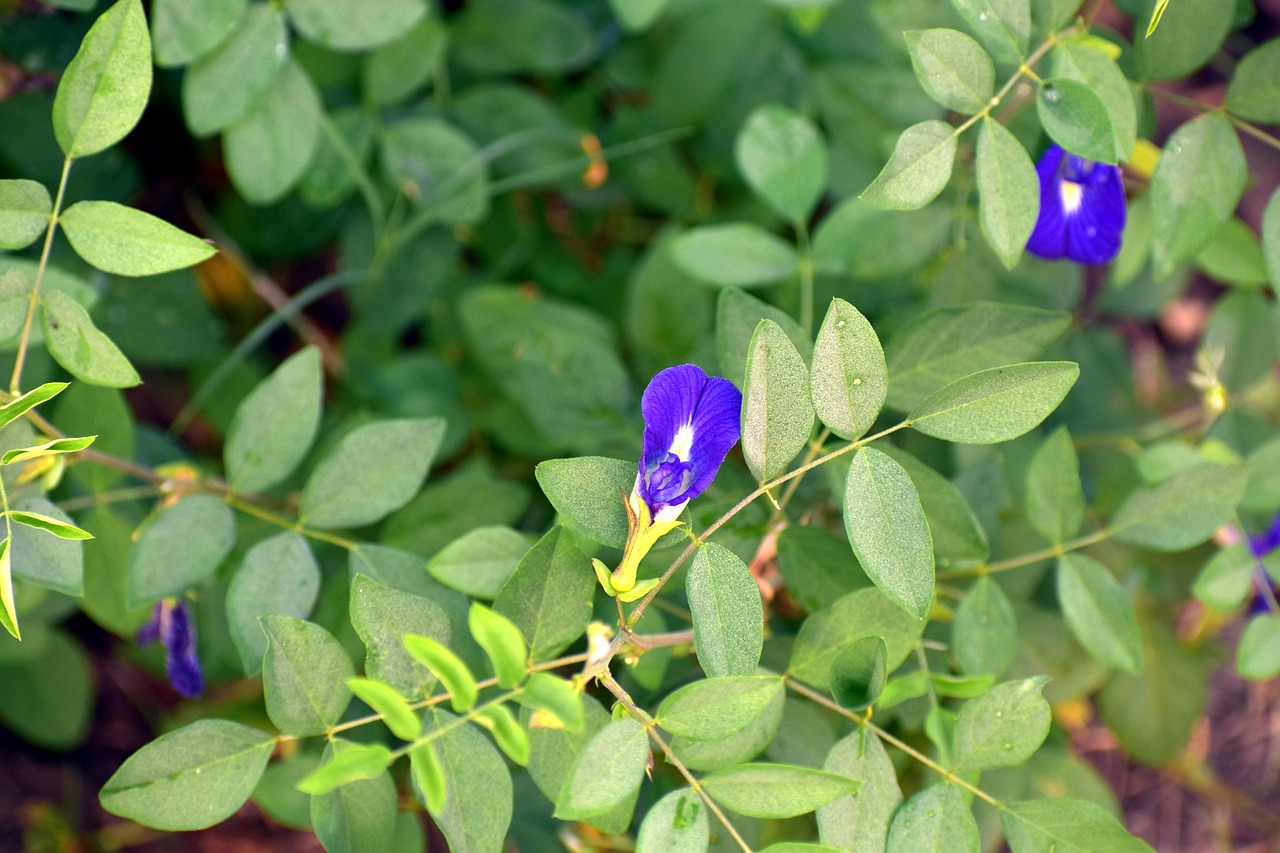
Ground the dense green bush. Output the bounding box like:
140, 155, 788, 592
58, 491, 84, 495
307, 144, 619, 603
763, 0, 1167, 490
0, 0, 1278, 850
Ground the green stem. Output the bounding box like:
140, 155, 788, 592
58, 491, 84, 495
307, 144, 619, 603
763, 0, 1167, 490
318, 112, 386, 239
937, 527, 1111, 580
795, 220, 815, 337
1146, 87, 1280, 154
10, 155, 73, 394
224, 494, 360, 551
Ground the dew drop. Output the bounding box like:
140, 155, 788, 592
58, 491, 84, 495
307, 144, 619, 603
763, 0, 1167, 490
1041, 86, 1061, 105
836, 320, 846, 328
995, 710, 1004, 718
978, 11, 988, 20
1003, 742, 1013, 750
853, 377, 862, 386
194, 767, 202, 774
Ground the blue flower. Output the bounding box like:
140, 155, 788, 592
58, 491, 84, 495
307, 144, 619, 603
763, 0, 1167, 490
593, 364, 742, 600
1025, 144, 1126, 265
138, 598, 203, 698
1247, 515, 1280, 616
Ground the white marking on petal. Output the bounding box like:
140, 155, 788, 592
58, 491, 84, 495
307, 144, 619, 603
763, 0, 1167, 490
668, 423, 695, 462
654, 500, 688, 523
1060, 180, 1083, 214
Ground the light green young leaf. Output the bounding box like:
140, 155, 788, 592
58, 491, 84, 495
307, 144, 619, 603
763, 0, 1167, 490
687, 542, 764, 678
1, 435, 95, 466
735, 103, 829, 222
9, 510, 92, 541
226, 532, 319, 675
224, 347, 322, 494
555, 718, 649, 821
742, 319, 814, 482
637, 789, 709, 853
409, 742, 447, 814
1000, 797, 1155, 852
181, 5, 287, 137
428, 526, 529, 600
1135, 0, 1232, 81
9, 498, 86, 597
474, 703, 529, 765
952, 576, 1017, 677
309, 741, 396, 852
908, 362, 1079, 444
1025, 426, 1085, 543
861, 120, 957, 211
99, 720, 274, 830
1036, 78, 1120, 164
1151, 113, 1247, 278
402, 634, 477, 712
58, 201, 215, 276
1110, 463, 1247, 551
298, 742, 395, 795
285, 0, 427, 51
904, 28, 995, 114
0, 180, 52, 251
810, 298, 887, 441
494, 527, 592, 661
300, 418, 445, 529
670, 224, 799, 288
41, 289, 141, 388
151, 0, 247, 67
1237, 615, 1280, 681
843, 448, 935, 619
702, 763, 858, 819
789, 587, 925, 688
468, 603, 527, 689
1226, 38, 1280, 123
421, 708, 515, 853
261, 615, 354, 737
953, 677, 1051, 772
976, 118, 1039, 269
950, 0, 1030, 63
1057, 554, 1143, 674
0, 539, 15, 640
224, 59, 322, 205
886, 784, 979, 853
0, 382, 68, 431
657, 676, 783, 740
518, 672, 585, 732
126, 494, 235, 606
53, 0, 152, 157
346, 677, 421, 741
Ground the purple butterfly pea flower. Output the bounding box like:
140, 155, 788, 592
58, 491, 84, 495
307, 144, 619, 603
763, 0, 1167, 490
1026, 144, 1126, 265
138, 598, 203, 698
1247, 514, 1280, 616
635, 364, 743, 522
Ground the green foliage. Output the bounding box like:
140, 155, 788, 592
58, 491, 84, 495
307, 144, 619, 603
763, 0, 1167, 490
686, 543, 764, 678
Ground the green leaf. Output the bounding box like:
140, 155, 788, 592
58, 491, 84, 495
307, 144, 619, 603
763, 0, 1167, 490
658, 676, 783, 739
300, 418, 445, 529
1151, 113, 1247, 278
953, 676, 1050, 772
1056, 554, 1144, 675
952, 576, 1017, 677
886, 784, 979, 852
519, 672, 585, 733
1026, 426, 1085, 543
468, 603, 527, 689
10, 499, 86, 596
788, 587, 925, 688
1110, 462, 1247, 551
151, 0, 247, 67
950, 0, 1030, 63
421, 708, 514, 853
861, 120, 957, 211
349, 574, 451, 700
428, 526, 529, 599
1237, 615, 1280, 681
0, 382, 68, 431
776, 525, 871, 613
403, 634, 477, 712
409, 742, 446, 814
475, 703, 529, 765
224, 58, 321, 205
310, 741, 396, 853
885, 303, 1071, 411
1206, 290, 1278, 391
494, 527, 592, 661
1135, 0, 1232, 81
298, 742, 395, 795
535, 456, 640, 549
41, 288, 140, 388
10, 509, 91, 541
362, 17, 446, 108
976, 118, 1039, 269
285, 0, 427, 51
1051, 42, 1137, 164
843, 448, 935, 619
181, 5, 287, 137
908, 362, 1079, 444
735, 103, 829, 222
126, 495, 235, 606
224, 347, 322, 494
1266, 188, 1280, 292
1, 435, 95, 466
0, 180, 51, 251
58, 201, 216, 276
226, 532, 320, 675
1227, 38, 1280, 123
1195, 218, 1269, 288
687, 543, 764, 678
669, 224, 799, 288
380, 117, 489, 226
0, 539, 14, 640
817, 729, 902, 853
830, 636, 887, 711
904, 28, 995, 114
555, 718, 650, 821
261, 615, 353, 737
346, 677, 422, 741
452, 0, 596, 76
880, 446, 989, 563
1036, 78, 1121, 164
702, 763, 858, 819
1000, 797, 1155, 852
716, 286, 812, 388
810, 298, 887, 441
669, 683, 785, 772
1192, 544, 1254, 612
99, 720, 274, 831
53, 0, 151, 157
742, 319, 814, 482
0, 629, 92, 748
637, 789, 710, 853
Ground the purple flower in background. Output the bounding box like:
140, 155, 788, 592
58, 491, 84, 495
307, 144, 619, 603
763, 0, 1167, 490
635, 364, 743, 523
138, 598, 203, 698
1026, 144, 1126, 264
1247, 515, 1280, 616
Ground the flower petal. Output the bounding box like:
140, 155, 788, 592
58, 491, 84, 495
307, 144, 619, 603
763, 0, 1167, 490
162, 600, 204, 698
1064, 159, 1126, 264
1026, 145, 1069, 261
640, 364, 710, 471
